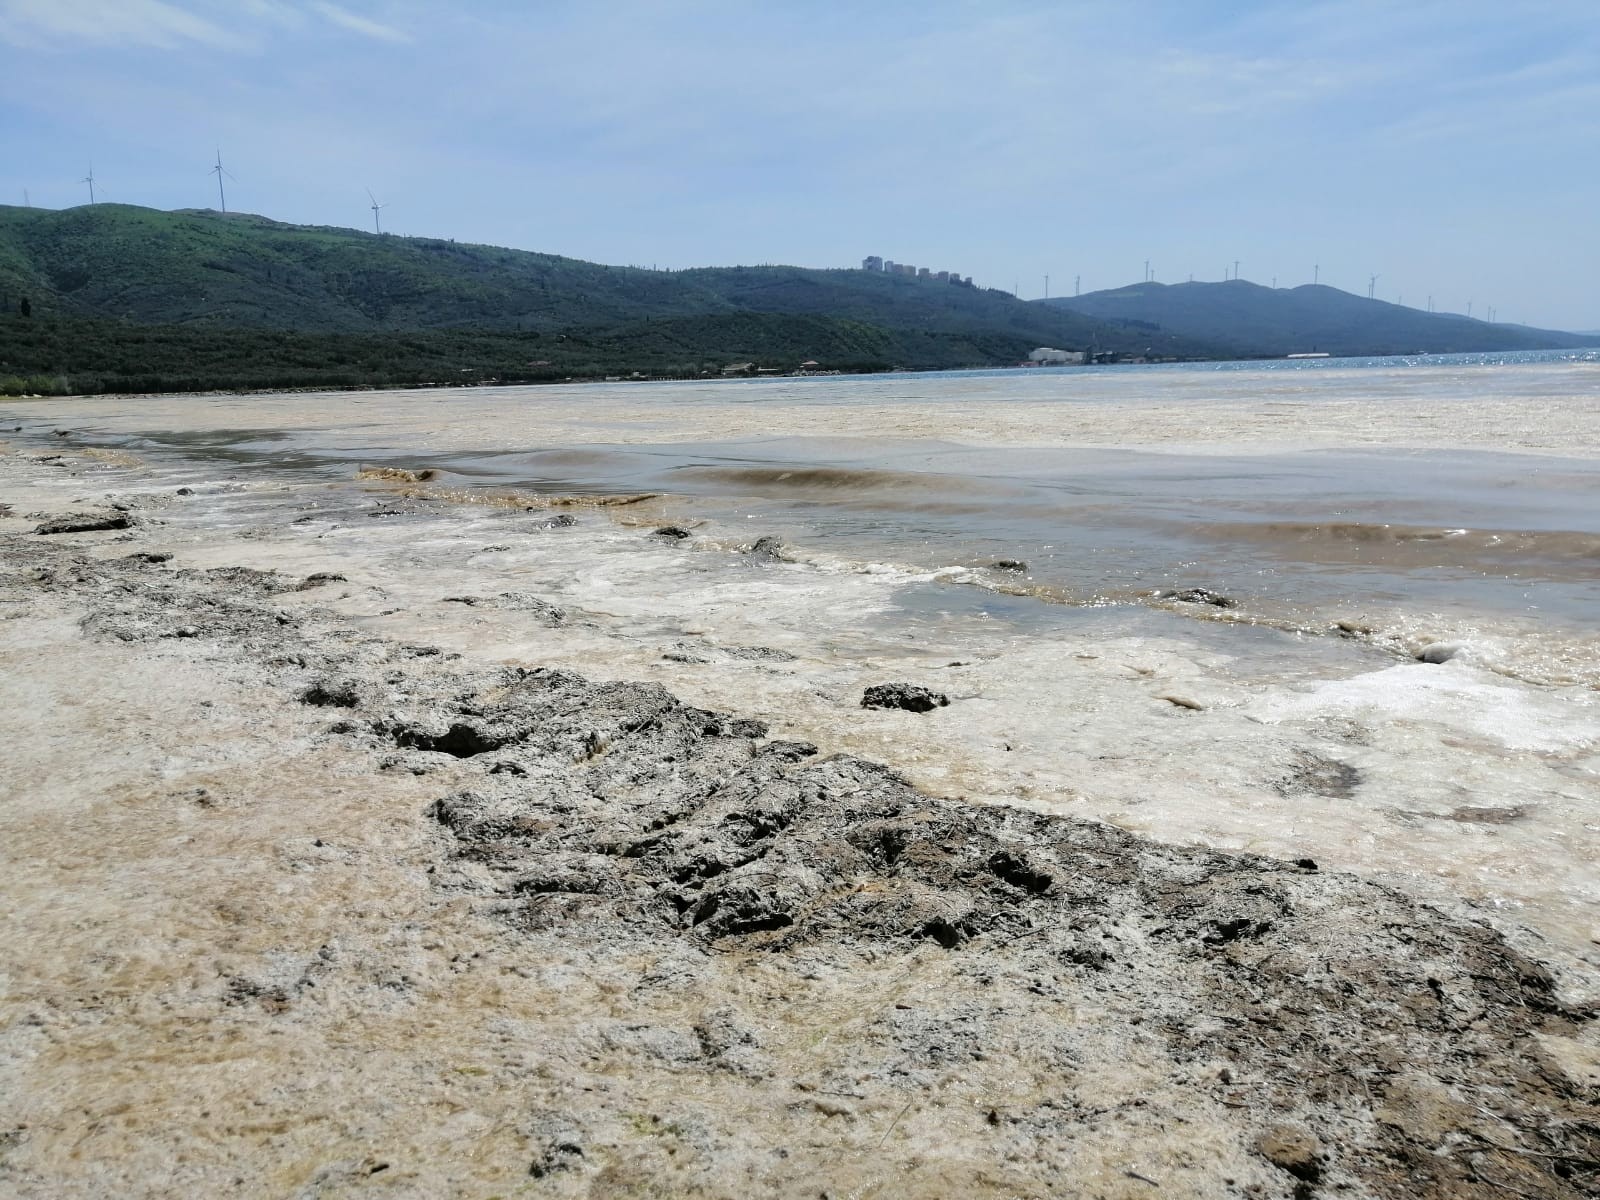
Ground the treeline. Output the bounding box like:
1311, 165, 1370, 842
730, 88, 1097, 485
0, 310, 1036, 395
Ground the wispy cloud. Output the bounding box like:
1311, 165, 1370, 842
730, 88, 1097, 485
0, 0, 247, 49
307, 1, 407, 43
0, 0, 407, 49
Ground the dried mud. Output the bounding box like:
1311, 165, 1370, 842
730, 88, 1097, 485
1, 454, 1599, 1199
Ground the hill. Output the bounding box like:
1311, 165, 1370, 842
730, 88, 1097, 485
1041, 280, 1599, 358
0, 204, 1215, 394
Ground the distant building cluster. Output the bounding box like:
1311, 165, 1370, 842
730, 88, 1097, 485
861, 256, 973, 287
1026, 347, 1085, 365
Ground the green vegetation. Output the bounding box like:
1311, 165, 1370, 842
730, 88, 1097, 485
0, 309, 1060, 394
0, 203, 1210, 393
1043, 280, 1600, 358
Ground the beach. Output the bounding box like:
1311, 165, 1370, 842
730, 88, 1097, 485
2, 357, 1599, 1197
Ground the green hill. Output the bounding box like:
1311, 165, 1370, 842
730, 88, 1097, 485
0, 204, 1216, 394
1041, 280, 1599, 357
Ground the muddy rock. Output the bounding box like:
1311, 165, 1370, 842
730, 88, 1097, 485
296, 571, 348, 589
526, 1111, 587, 1178
748, 536, 787, 560
1255, 1125, 1323, 1182
444, 593, 567, 624
862, 683, 950, 713
525, 510, 578, 528
35, 510, 133, 535
1271, 751, 1362, 799
300, 679, 363, 709
1159, 587, 1238, 608
721, 644, 796, 663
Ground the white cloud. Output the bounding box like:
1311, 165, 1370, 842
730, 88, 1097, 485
233, 0, 309, 29
307, 1, 407, 43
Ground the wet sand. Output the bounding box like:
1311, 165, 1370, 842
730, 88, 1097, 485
10, 356, 1599, 457
3, 436, 1600, 1198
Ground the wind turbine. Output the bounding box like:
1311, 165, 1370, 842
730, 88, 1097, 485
1367, 274, 1379, 300
81, 165, 97, 205
367, 188, 388, 234
210, 150, 236, 213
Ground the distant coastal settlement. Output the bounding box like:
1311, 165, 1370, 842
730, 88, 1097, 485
860, 255, 975, 287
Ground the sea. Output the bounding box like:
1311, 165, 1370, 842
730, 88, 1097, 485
6, 348, 1600, 988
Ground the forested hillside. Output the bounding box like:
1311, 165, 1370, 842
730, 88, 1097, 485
1043, 280, 1598, 357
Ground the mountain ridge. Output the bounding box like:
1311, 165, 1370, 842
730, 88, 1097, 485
2, 204, 1594, 395
0, 203, 1195, 356
1039, 279, 1598, 357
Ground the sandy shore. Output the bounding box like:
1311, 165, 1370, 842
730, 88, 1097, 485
3, 444, 1600, 1199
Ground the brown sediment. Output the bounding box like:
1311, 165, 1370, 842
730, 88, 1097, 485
1, 454, 1597, 1198
674, 464, 998, 496
389, 484, 661, 510
80, 447, 143, 468
357, 465, 440, 483
1193, 519, 1600, 572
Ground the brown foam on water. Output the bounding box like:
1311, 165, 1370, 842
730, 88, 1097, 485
675, 463, 1000, 496
356, 465, 440, 483
367, 482, 662, 510
1194, 519, 1600, 575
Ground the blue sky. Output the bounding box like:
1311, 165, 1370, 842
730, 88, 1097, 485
2, 0, 1597, 329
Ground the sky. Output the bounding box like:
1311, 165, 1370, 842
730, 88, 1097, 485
2, 0, 1597, 330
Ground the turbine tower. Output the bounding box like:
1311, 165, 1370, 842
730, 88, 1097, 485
210, 150, 235, 213
81, 165, 96, 205
1367, 274, 1379, 300
367, 188, 388, 234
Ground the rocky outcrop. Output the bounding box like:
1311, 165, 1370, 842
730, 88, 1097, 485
5, 526, 1597, 1199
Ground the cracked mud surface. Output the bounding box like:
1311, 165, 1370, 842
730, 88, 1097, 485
2, 454, 1599, 1199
